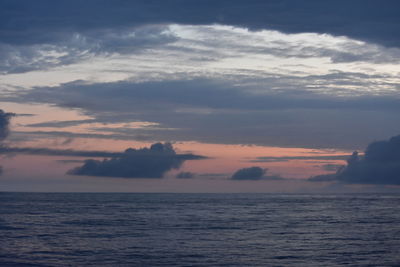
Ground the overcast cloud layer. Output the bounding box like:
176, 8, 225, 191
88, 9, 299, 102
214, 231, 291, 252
1, 0, 399, 47
2, 2, 399, 150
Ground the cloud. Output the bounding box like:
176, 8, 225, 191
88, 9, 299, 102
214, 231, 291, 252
252, 155, 350, 162
309, 134, 400, 185
3, 23, 400, 77
231, 166, 283, 180
0, 146, 123, 158
0, 109, 13, 141
321, 164, 344, 171
0, 144, 206, 160
199, 173, 227, 177
13, 79, 400, 113
168, 24, 400, 65
176, 172, 195, 179
25, 119, 96, 128
1, 2, 399, 75
231, 167, 266, 180
67, 142, 204, 178
1, 0, 399, 48
7, 78, 400, 149
10, 130, 153, 143
0, 25, 178, 74
0, 109, 14, 175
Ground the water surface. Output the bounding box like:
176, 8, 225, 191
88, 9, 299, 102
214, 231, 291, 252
1, 193, 399, 266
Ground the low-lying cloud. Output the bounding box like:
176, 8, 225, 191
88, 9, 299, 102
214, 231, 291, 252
310, 134, 400, 185
252, 155, 350, 163
0, 109, 14, 175
0, 109, 13, 141
68, 142, 204, 178
231, 166, 283, 181
176, 171, 195, 179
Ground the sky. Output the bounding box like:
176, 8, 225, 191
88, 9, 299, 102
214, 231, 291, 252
0, 0, 399, 192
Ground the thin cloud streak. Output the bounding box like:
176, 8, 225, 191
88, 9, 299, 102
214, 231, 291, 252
252, 155, 351, 162
0, 146, 206, 159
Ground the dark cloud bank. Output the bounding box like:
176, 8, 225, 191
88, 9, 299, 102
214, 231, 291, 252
9, 78, 400, 150
0, 109, 13, 141
310, 135, 400, 185
1, 0, 399, 47
68, 143, 204, 178
0, 109, 14, 175
231, 166, 283, 181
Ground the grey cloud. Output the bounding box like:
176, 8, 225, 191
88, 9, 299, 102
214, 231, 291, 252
321, 164, 344, 172
87, 25, 178, 54
0, 109, 13, 175
7, 79, 400, 149
309, 134, 400, 185
68, 142, 203, 178
0, 43, 66, 74
56, 159, 84, 164
0, 146, 123, 158
0, 145, 205, 159
0, 25, 177, 74
14, 113, 36, 117
231, 166, 283, 181
231, 167, 266, 180
198, 173, 228, 178
60, 138, 73, 145
11, 130, 153, 142
1, 0, 399, 48
309, 173, 342, 182
12, 78, 400, 113
26, 119, 97, 128
293, 43, 400, 64
0, 109, 13, 141
176, 172, 195, 179
190, 27, 400, 65
252, 155, 350, 163
1, 1, 399, 74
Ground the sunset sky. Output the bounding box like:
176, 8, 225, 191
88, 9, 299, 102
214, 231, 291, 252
1, 0, 399, 192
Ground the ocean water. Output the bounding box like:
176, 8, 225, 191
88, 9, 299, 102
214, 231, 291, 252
1, 193, 400, 266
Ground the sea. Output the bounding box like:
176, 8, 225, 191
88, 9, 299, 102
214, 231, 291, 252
1, 192, 399, 266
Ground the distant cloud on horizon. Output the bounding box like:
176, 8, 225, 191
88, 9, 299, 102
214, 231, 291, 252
67, 142, 205, 178
176, 172, 195, 179
310, 134, 400, 185
0, 109, 14, 175
0, 109, 13, 141
231, 166, 283, 181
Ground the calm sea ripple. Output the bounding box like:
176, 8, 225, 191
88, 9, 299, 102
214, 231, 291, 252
1, 193, 400, 266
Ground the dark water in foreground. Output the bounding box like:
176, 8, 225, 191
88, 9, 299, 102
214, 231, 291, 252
1, 193, 400, 266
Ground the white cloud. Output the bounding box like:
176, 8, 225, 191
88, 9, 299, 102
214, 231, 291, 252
1, 24, 399, 98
